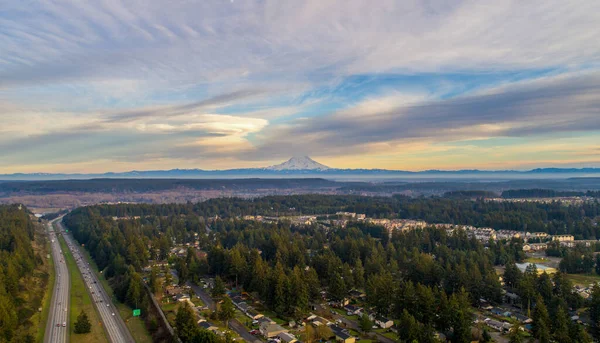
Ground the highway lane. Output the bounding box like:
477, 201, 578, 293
44, 217, 70, 343
57, 219, 135, 343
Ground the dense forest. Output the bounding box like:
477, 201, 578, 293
501, 189, 600, 198
0, 205, 41, 343
66, 203, 509, 342
0, 178, 339, 194
62, 194, 600, 342
85, 194, 600, 237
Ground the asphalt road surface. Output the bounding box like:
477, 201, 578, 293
57, 219, 135, 343
44, 217, 70, 343
187, 281, 259, 343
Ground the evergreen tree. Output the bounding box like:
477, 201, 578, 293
328, 272, 347, 302
175, 302, 197, 342
359, 314, 372, 333
588, 284, 600, 339
219, 297, 235, 328
553, 307, 571, 343
532, 296, 551, 343
74, 310, 91, 334
212, 276, 226, 298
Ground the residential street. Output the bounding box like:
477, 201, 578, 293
187, 281, 258, 343
315, 304, 396, 343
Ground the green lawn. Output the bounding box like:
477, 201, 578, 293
525, 257, 549, 264
76, 240, 153, 343
258, 309, 287, 325
57, 235, 108, 343
567, 273, 600, 286
334, 308, 358, 321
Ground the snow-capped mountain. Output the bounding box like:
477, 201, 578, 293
266, 156, 330, 171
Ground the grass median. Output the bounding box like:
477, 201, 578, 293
76, 240, 153, 342
57, 234, 109, 343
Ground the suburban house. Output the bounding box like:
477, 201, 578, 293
375, 316, 394, 329
344, 305, 362, 315
331, 326, 356, 343
258, 317, 276, 325
278, 332, 298, 343
311, 316, 330, 327
260, 322, 288, 338
198, 320, 218, 331
513, 314, 533, 324
236, 302, 249, 312
246, 309, 264, 320
165, 285, 184, 296
504, 292, 520, 306
485, 319, 512, 333
348, 290, 366, 299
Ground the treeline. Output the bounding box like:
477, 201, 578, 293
443, 190, 498, 198
87, 194, 600, 238
0, 205, 39, 342
0, 178, 338, 194
502, 189, 600, 198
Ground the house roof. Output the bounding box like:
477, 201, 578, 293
261, 322, 287, 333
331, 326, 352, 340
278, 332, 297, 342
199, 321, 216, 330
376, 316, 391, 323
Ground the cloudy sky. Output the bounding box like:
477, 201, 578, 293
1, 0, 599, 173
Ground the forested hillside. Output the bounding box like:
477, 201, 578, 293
0, 205, 42, 342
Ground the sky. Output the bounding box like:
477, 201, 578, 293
1, 0, 599, 173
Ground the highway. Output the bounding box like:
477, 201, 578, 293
56, 219, 135, 343
44, 217, 70, 343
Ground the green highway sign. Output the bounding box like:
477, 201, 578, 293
133, 309, 141, 317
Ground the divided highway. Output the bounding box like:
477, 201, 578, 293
44, 218, 70, 343
56, 219, 135, 343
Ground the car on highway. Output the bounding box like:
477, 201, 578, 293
62, 322, 66, 327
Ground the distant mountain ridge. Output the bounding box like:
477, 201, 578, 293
1, 156, 599, 180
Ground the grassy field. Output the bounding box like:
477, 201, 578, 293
57, 235, 108, 343
76, 241, 153, 343
35, 239, 55, 343
567, 273, 600, 286
525, 257, 549, 264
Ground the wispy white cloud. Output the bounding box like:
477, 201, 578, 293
0, 0, 599, 171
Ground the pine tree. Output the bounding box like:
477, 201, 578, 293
175, 302, 196, 342
212, 276, 226, 298
74, 310, 91, 334
328, 272, 347, 302
552, 307, 571, 343
359, 314, 372, 333
589, 284, 600, 334
219, 297, 235, 328
532, 296, 551, 343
